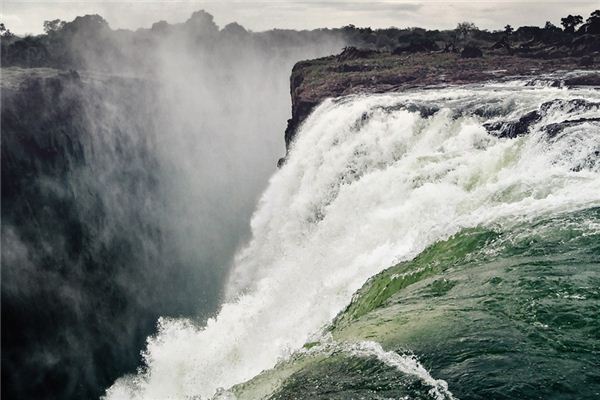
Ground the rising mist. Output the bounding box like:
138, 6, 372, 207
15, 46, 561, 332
1, 10, 345, 399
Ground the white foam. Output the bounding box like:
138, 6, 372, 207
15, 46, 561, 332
346, 340, 455, 400
105, 83, 600, 400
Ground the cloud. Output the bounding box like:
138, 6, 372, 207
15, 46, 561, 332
302, 1, 423, 12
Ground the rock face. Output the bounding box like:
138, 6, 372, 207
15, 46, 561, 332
1, 68, 220, 400
281, 47, 600, 154
2, 68, 155, 400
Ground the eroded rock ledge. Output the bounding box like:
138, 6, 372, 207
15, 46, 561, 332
281, 48, 600, 161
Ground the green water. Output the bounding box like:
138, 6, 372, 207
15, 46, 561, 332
234, 208, 600, 399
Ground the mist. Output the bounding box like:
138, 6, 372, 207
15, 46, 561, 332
1, 10, 345, 399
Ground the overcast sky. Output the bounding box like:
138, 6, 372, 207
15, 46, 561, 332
1, 1, 598, 35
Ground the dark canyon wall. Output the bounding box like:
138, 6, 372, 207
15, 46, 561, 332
1, 11, 346, 400
1, 69, 228, 399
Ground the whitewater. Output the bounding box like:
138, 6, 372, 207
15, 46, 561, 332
105, 79, 600, 399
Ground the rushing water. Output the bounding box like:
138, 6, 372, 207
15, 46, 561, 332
105, 78, 600, 399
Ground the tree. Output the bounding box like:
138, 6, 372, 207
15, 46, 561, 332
0, 22, 15, 38
67, 15, 109, 34
43, 19, 66, 34
456, 21, 477, 39
455, 21, 478, 46
544, 21, 558, 30
222, 22, 248, 38
151, 20, 170, 33
504, 24, 514, 35
560, 14, 583, 33
581, 9, 600, 34
185, 10, 218, 36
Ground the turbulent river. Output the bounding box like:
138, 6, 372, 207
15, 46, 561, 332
106, 77, 600, 399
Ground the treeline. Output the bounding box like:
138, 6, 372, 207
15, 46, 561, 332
340, 10, 599, 57
1, 9, 599, 71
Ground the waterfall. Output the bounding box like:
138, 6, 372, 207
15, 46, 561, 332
105, 80, 600, 400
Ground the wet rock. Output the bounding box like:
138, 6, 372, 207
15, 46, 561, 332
485, 99, 600, 139
540, 98, 600, 114
544, 117, 600, 138
564, 73, 600, 87
0, 68, 183, 400
284, 99, 318, 149
484, 110, 541, 138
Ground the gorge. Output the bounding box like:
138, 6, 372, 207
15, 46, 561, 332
1, 8, 599, 400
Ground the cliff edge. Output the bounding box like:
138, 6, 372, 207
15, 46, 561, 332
282, 43, 600, 162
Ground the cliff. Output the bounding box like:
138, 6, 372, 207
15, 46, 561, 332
1, 67, 156, 399
1, 68, 219, 400
282, 44, 600, 157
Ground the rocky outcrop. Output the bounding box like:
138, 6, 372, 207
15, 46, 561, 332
281, 47, 600, 155
484, 99, 600, 139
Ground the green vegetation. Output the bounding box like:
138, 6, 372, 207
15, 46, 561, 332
1, 9, 598, 71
